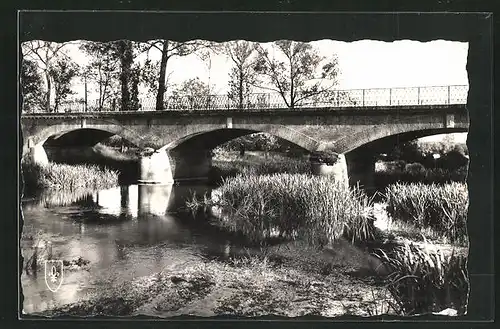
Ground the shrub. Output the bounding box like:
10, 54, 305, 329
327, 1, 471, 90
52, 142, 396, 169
384, 182, 468, 245
373, 244, 468, 315
191, 173, 376, 246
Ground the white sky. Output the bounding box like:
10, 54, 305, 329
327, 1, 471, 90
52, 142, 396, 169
60, 39, 469, 98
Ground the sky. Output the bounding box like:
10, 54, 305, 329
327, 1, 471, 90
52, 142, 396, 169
59, 39, 469, 97
26, 39, 470, 143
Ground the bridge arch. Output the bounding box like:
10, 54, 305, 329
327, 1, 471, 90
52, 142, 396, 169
161, 125, 320, 152
334, 123, 469, 155
22, 121, 147, 156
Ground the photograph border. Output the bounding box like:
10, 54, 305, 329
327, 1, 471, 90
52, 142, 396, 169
2, 5, 494, 329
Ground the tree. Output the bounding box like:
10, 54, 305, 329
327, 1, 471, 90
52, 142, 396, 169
80, 41, 120, 111
48, 58, 79, 112
137, 40, 212, 110
20, 59, 44, 113
21, 41, 74, 112
253, 40, 339, 108
223, 40, 258, 109
170, 78, 210, 110
116, 40, 140, 110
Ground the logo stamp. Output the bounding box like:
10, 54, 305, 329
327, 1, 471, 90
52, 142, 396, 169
44, 260, 64, 292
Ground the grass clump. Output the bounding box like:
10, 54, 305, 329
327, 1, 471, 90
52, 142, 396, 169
192, 173, 376, 246
22, 161, 119, 191
373, 243, 468, 316
384, 182, 468, 245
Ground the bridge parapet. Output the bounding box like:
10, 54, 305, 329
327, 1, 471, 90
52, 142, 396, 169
21, 85, 469, 114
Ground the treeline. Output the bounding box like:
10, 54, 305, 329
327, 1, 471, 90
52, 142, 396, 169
21, 40, 351, 113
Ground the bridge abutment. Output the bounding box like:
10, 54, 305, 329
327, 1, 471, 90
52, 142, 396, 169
169, 149, 212, 182
26, 143, 49, 167
345, 149, 377, 192
310, 154, 349, 189
138, 149, 174, 184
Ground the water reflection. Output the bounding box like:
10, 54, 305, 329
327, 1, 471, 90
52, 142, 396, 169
21, 183, 216, 314
22, 183, 212, 219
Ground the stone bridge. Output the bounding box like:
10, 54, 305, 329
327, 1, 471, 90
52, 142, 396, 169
21, 102, 469, 187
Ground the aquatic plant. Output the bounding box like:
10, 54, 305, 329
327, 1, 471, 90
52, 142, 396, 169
384, 182, 468, 245
22, 160, 119, 191
373, 243, 468, 316
190, 173, 376, 246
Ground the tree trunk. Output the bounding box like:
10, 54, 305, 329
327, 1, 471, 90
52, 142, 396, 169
45, 71, 51, 112
239, 68, 244, 109
155, 40, 169, 111
119, 41, 134, 111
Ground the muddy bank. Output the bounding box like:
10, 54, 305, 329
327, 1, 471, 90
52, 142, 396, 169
39, 251, 396, 318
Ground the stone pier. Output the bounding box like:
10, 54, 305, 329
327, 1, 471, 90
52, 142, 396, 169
138, 149, 173, 184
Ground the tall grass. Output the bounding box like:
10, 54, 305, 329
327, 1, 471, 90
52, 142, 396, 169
373, 243, 468, 315
190, 173, 376, 246
22, 161, 119, 191
384, 182, 468, 245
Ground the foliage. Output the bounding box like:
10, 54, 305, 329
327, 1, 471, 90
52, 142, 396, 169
253, 40, 339, 107
136, 39, 212, 110
211, 151, 311, 180
373, 244, 468, 315
223, 40, 258, 109
384, 182, 468, 245
310, 150, 340, 165
48, 58, 79, 112
21, 59, 45, 113
21, 159, 119, 191
80, 41, 121, 110
21, 41, 73, 112
169, 77, 211, 109
374, 161, 468, 187
189, 174, 376, 246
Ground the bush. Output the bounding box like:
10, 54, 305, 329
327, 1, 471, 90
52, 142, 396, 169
191, 173, 376, 246
373, 244, 468, 315
384, 182, 468, 245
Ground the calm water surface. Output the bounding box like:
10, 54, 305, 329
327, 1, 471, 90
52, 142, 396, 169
21, 184, 238, 314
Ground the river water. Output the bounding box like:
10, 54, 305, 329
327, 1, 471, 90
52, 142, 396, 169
20, 184, 240, 314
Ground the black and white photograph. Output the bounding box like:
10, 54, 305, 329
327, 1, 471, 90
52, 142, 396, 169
19, 11, 477, 319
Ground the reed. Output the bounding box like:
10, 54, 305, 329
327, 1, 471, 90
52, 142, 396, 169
384, 182, 468, 245
190, 173, 376, 246
22, 161, 119, 191
373, 243, 468, 315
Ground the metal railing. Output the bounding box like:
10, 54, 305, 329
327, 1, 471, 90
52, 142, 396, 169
21, 85, 468, 114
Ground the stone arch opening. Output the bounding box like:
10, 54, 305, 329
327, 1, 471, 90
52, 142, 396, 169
343, 128, 469, 192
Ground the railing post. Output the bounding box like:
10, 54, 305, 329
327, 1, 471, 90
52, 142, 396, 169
389, 88, 392, 106
447, 85, 451, 104
417, 87, 420, 105
362, 89, 365, 107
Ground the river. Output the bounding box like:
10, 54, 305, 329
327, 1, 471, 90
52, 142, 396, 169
20, 183, 243, 314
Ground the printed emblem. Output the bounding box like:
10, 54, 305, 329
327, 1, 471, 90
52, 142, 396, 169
44, 260, 64, 292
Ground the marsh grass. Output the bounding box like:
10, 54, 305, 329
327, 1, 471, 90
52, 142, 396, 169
373, 243, 468, 316
384, 182, 468, 246
22, 160, 119, 191
189, 173, 376, 246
